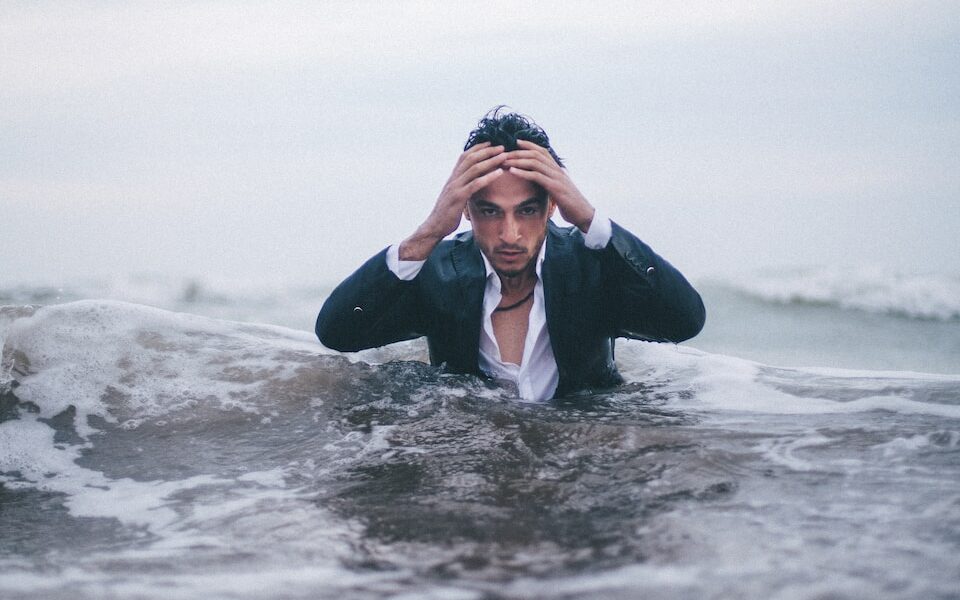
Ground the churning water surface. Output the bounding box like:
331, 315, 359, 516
1, 297, 959, 599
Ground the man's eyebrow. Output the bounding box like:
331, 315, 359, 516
469, 196, 545, 209
518, 196, 547, 208
470, 197, 499, 208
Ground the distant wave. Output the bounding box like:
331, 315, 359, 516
0, 274, 330, 332
722, 267, 960, 321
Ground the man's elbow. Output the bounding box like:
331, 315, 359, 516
671, 300, 706, 343
622, 303, 705, 343
315, 313, 359, 352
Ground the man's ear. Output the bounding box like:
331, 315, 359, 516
463, 203, 472, 222
546, 198, 557, 219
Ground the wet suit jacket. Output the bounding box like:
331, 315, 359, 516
316, 220, 705, 398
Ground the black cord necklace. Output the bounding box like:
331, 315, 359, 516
493, 289, 535, 313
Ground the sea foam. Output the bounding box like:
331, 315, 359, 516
3, 300, 958, 445
1, 299, 324, 436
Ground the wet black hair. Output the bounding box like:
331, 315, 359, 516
463, 106, 564, 167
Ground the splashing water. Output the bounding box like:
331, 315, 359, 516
1, 300, 958, 599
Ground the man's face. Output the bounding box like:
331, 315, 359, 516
464, 170, 555, 279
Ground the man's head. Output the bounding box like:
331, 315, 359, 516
463, 108, 560, 279
463, 106, 564, 167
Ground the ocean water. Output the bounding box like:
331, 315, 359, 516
1, 269, 959, 599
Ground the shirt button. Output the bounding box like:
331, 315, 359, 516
353, 306, 363, 313
646, 266, 655, 276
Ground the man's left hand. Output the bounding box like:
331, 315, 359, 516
503, 139, 596, 232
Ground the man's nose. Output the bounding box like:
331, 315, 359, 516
499, 215, 521, 243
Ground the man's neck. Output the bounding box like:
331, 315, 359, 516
498, 266, 537, 296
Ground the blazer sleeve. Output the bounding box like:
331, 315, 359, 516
315, 248, 427, 352
601, 221, 706, 343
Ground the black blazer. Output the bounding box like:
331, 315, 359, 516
316, 220, 705, 397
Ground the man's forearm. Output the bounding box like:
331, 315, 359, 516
398, 226, 445, 261
398, 143, 508, 261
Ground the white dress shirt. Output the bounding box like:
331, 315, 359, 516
386, 214, 612, 402
476, 241, 556, 401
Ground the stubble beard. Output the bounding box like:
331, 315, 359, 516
493, 242, 542, 282
486, 229, 548, 282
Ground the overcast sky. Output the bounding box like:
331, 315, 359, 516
2, 1, 958, 287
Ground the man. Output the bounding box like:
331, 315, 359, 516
316, 109, 705, 401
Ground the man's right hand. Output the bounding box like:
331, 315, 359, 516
398, 143, 507, 261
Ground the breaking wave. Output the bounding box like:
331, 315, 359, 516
724, 266, 960, 321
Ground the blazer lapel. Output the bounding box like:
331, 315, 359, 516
450, 233, 486, 373
542, 222, 579, 377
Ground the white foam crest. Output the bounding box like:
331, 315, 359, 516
755, 432, 835, 472
0, 305, 38, 386
0, 563, 404, 599
1, 300, 326, 437
6, 297, 960, 425
503, 563, 701, 597
616, 341, 960, 417
874, 430, 960, 458
725, 266, 960, 320
0, 418, 87, 487
5, 298, 958, 432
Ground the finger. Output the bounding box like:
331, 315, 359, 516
454, 147, 505, 179
507, 166, 551, 188
502, 155, 553, 172
502, 149, 547, 160
452, 142, 497, 170
465, 167, 504, 195
507, 145, 551, 158
505, 146, 556, 171
461, 143, 503, 165
515, 139, 555, 158
454, 141, 485, 164
515, 139, 548, 149
501, 156, 557, 174
456, 151, 508, 185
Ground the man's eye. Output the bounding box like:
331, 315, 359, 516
481, 208, 498, 216
519, 207, 538, 215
